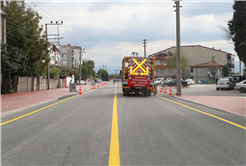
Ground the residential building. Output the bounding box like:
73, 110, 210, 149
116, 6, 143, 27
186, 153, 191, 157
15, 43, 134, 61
190, 61, 223, 83
149, 45, 235, 81
153, 52, 176, 78
0, 8, 9, 43
57, 44, 83, 69
48, 44, 61, 67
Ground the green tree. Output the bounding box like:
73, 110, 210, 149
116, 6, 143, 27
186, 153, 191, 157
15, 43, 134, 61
81, 59, 95, 78
109, 74, 119, 78
97, 69, 109, 81
222, 64, 229, 77
228, 1, 246, 65
166, 49, 190, 72
1, 43, 27, 90
2, 1, 48, 77
49, 67, 60, 79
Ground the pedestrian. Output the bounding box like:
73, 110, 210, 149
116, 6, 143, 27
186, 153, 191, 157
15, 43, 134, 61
162, 77, 167, 90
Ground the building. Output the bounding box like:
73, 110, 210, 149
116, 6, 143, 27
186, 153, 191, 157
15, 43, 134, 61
153, 52, 176, 78
149, 45, 235, 81
48, 44, 61, 67
190, 61, 223, 83
0, 8, 9, 43
57, 44, 83, 69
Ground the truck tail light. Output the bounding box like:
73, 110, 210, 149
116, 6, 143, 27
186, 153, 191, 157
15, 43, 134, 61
216, 82, 218, 85
227, 82, 229, 85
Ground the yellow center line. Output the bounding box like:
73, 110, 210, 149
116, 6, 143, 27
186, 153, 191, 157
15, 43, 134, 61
157, 95, 246, 130
1, 88, 95, 126
109, 83, 120, 166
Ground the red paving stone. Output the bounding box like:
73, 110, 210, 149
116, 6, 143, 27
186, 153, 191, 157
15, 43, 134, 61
175, 95, 246, 116
1, 82, 107, 114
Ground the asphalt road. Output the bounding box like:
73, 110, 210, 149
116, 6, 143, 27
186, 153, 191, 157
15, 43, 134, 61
2, 83, 246, 165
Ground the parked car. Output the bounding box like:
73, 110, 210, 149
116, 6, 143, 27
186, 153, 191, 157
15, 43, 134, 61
195, 80, 202, 84
185, 78, 195, 85
76, 80, 87, 85
216, 78, 234, 90
154, 78, 163, 85
234, 80, 246, 93
167, 79, 189, 86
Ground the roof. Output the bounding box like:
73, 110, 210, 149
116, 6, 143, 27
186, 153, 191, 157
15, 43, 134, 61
48, 44, 60, 53
190, 61, 223, 68
149, 45, 234, 57
1, 8, 10, 15
155, 65, 170, 69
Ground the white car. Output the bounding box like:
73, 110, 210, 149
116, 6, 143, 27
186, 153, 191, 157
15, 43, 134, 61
234, 80, 246, 93
154, 78, 163, 85
185, 79, 195, 85
76, 80, 87, 85
216, 78, 234, 90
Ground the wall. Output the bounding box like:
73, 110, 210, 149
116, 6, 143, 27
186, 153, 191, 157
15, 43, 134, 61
16, 76, 61, 92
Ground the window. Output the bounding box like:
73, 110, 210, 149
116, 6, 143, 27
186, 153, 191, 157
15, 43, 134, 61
57, 57, 59, 61
62, 47, 66, 50
191, 68, 193, 72
164, 61, 167, 65
164, 69, 170, 74
155, 69, 160, 73
62, 53, 66, 57
62, 60, 67, 66
156, 60, 160, 65
51, 56, 54, 60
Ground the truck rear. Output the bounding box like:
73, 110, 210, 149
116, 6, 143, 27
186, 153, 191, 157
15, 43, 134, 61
121, 56, 157, 96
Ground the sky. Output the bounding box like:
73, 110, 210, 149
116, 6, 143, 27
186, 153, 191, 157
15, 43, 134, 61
24, 0, 243, 75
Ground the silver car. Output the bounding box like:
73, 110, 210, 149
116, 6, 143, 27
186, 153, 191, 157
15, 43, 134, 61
216, 78, 234, 90
234, 80, 246, 93
185, 78, 195, 85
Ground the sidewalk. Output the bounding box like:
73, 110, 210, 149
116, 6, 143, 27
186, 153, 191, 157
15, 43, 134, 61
1, 82, 97, 115
157, 85, 246, 117
174, 95, 246, 117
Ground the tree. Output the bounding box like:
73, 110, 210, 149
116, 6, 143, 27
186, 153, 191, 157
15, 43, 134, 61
228, 1, 246, 65
97, 69, 109, 81
109, 74, 119, 79
166, 49, 190, 72
2, 1, 48, 77
1, 43, 27, 90
81, 59, 95, 78
222, 64, 229, 77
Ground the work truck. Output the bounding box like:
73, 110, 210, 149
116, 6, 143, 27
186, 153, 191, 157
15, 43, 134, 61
121, 56, 157, 96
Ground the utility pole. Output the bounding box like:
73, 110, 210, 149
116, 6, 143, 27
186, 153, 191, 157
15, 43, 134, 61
115, 69, 118, 75
131, 51, 136, 57
142, 39, 147, 58
174, 0, 182, 96
45, 21, 63, 90
100, 67, 101, 80
212, 56, 215, 83
79, 48, 86, 85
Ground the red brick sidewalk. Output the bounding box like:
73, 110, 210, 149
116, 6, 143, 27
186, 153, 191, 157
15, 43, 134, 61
1, 82, 101, 114
175, 95, 246, 116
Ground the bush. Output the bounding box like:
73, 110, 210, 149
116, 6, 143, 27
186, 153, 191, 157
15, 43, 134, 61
49, 67, 60, 79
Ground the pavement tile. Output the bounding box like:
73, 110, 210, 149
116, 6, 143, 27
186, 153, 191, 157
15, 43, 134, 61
175, 95, 246, 116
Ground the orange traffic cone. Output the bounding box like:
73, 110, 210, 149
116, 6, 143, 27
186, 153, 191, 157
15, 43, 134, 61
164, 86, 167, 94
160, 87, 163, 93
79, 87, 82, 95
169, 86, 173, 96
98, 84, 99, 88
94, 85, 95, 89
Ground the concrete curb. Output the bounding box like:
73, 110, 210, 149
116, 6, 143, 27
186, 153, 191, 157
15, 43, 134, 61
173, 95, 246, 118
